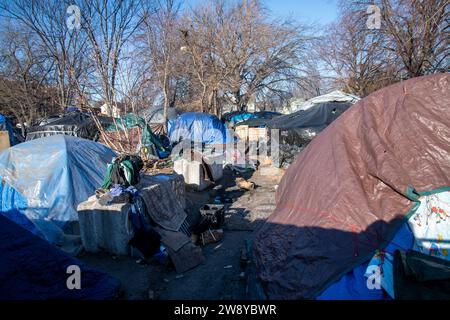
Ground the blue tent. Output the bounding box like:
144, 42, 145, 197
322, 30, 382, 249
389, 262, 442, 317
168, 112, 231, 145
0, 214, 120, 300
0, 113, 18, 146
0, 135, 115, 243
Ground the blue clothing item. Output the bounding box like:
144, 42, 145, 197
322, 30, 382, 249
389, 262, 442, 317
0, 135, 115, 243
317, 222, 414, 300
168, 112, 232, 145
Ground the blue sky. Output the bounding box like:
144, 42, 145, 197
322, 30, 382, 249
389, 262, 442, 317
263, 0, 338, 24
184, 0, 339, 25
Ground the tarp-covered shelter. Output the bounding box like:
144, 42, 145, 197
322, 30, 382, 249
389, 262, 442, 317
283, 90, 360, 114
0, 214, 120, 299
267, 101, 352, 141
254, 73, 450, 299
26, 112, 111, 141
0, 135, 115, 243
267, 102, 353, 167
99, 113, 168, 158
168, 112, 231, 145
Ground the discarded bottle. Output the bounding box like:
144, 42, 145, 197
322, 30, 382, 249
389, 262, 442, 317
154, 245, 169, 265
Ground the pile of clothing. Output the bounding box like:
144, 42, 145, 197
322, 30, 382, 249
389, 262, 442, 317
102, 155, 144, 189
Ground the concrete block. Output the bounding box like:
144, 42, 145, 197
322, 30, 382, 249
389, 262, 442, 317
77, 195, 132, 255
77, 173, 187, 256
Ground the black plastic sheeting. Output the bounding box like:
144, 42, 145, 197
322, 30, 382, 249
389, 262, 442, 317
26, 112, 113, 141
221, 111, 247, 123
267, 102, 352, 167
236, 111, 282, 128
267, 102, 352, 133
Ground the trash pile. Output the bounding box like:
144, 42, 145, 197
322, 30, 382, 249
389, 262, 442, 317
142, 158, 174, 175
191, 204, 225, 246
78, 152, 230, 274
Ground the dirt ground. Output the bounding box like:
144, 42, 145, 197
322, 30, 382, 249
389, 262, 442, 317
79, 165, 284, 300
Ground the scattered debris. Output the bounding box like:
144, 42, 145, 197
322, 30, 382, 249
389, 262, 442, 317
236, 177, 255, 190
200, 229, 224, 245
143, 158, 174, 175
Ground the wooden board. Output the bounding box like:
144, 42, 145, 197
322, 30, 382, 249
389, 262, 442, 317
0, 131, 10, 153
234, 125, 248, 141
248, 127, 267, 141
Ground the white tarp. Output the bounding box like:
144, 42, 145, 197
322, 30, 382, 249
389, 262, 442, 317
284, 91, 360, 114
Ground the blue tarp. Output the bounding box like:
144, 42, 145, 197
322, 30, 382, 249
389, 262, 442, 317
229, 112, 255, 125
0, 113, 18, 146
0, 214, 120, 300
317, 222, 414, 300
168, 112, 231, 145
0, 135, 115, 243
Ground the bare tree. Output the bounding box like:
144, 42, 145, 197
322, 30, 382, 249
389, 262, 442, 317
379, 0, 449, 77
321, 0, 449, 97
319, 4, 397, 96
79, 0, 144, 111
179, 0, 311, 113
0, 24, 58, 134
138, 0, 183, 127
0, 0, 91, 110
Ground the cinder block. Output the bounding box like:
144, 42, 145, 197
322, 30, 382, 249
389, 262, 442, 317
77, 173, 187, 256
77, 196, 132, 255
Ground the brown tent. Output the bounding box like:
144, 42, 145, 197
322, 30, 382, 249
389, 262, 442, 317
254, 73, 450, 299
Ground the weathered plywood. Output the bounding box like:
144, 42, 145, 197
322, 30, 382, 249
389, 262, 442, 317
0, 131, 10, 153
